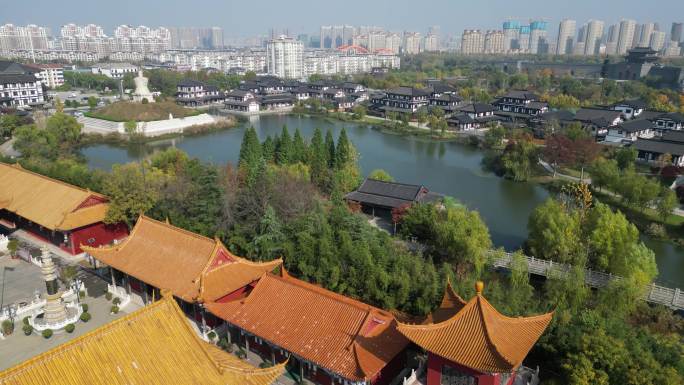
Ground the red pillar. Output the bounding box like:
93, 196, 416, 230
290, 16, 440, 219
477, 373, 501, 385
426, 353, 442, 385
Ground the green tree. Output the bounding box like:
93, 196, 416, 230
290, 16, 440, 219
585, 202, 640, 273
351, 105, 367, 120
309, 128, 328, 189
655, 188, 677, 222
292, 128, 308, 164
528, 199, 582, 264
87, 96, 98, 109
46, 112, 82, 150
252, 205, 285, 261
0, 114, 25, 137
499, 138, 538, 182
335, 128, 353, 169
261, 136, 275, 163
325, 129, 336, 168
276, 125, 293, 165
368, 169, 394, 182
614, 147, 637, 171
124, 120, 137, 134
238, 126, 263, 186
589, 158, 619, 192
103, 163, 165, 226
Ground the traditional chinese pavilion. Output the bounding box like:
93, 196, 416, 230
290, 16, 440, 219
84, 215, 282, 327
206, 269, 410, 385
398, 282, 553, 385
0, 293, 285, 385
0, 163, 128, 254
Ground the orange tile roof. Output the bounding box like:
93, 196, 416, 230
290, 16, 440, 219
206, 271, 409, 382
425, 280, 467, 324
0, 163, 108, 230
0, 293, 285, 385
397, 282, 553, 374
84, 215, 281, 302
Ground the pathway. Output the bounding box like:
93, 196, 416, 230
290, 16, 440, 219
490, 252, 684, 311
538, 159, 592, 184
0, 138, 19, 158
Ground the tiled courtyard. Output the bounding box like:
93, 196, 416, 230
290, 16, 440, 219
0, 255, 141, 370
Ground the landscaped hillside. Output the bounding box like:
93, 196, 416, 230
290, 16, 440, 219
86, 101, 200, 122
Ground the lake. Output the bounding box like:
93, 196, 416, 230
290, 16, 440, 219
81, 114, 684, 288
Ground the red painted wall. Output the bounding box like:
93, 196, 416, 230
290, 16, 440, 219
372, 347, 407, 385
69, 222, 129, 254
427, 353, 505, 385
215, 282, 257, 303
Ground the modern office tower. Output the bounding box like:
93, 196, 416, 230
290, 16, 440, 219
617, 19, 637, 55
671, 22, 683, 44
649, 31, 666, 51
0, 24, 50, 51
484, 30, 505, 53
266, 35, 303, 79
584, 20, 604, 55
528, 21, 548, 54
503, 20, 520, 51
423, 33, 439, 52
210, 27, 224, 48
637, 22, 655, 47
331, 25, 344, 48
605, 24, 619, 55
403, 32, 422, 54
556, 19, 576, 55
461, 30, 484, 54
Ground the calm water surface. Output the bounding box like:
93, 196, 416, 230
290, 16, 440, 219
81, 114, 684, 287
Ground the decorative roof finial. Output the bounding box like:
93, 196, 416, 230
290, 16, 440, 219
475, 281, 484, 295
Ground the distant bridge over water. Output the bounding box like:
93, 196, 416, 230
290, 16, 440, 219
490, 253, 684, 311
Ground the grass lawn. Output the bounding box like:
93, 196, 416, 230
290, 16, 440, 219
85, 101, 200, 122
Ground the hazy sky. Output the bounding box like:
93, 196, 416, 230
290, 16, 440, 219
2, 0, 683, 37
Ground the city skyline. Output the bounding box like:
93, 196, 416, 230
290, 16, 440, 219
2, 0, 683, 37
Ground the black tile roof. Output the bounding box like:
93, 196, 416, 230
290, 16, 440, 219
0, 74, 38, 84
613, 99, 648, 109
656, 112, 684, 123
574, 108, 622, 123
662, 130, 684, 143
460, 103, 495, 114
501, 90, 539, 100
447, 114, 474, 124
177, 79, 206, 87
387, 86, 431, 97
536, 110, 576, 122
615, 119, 654, 133
635, 138, 684, 156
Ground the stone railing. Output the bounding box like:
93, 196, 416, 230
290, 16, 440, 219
107, 284, 131, 310
490, 252, 684, 311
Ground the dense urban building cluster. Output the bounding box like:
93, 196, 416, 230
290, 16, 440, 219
460, 19, 684, 57
318, 25, 441, 54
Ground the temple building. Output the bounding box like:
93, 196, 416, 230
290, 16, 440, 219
84, 215, 281, 329
0, 293, 285, 385
398, 282, 553, 385
0, 163, 128, 255
345, 178, 443, 220
206, 269, 410, 385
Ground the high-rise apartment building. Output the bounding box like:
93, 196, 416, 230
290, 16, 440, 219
584, 20, 604, 55
484, 30, 505, 54
0, 24, 50, 51
671, 22, 683, 47
210, 27, 224, 49
423, 33, 439, 52
266, 36, 303, 79
461, 30, 484, 54
573, 25, 587, 55
605, 24, 619, 55
528, 21, 548, 54
617, 19, 636, 55
556, 19, 576, 55
649, 31, 666, 51
518, 25, 531, 53
637, 23, 656, 47
503, 21, 519, 51
403, 32, 422, 54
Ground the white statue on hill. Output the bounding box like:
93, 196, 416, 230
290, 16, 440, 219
132, 70, 154, 103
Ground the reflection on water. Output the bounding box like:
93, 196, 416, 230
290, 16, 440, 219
80, 114, 683, 287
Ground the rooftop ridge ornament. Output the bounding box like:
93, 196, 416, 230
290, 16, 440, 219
475, 281, 484, 295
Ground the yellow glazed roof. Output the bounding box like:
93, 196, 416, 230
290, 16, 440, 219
0, 293, 285, 385
0, 163, 108, 230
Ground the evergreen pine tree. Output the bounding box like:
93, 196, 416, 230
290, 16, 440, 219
325, 129, 336, 168
310, 128, 327, 187
335, 128, 352, 169
276, 125, 293, 165
238, 126, 262, 168
262, 136, 275, 163
292, 128, 308, 164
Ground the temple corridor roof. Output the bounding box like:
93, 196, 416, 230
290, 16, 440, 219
0, 294, 285, 385
398, 282, 553, 374
84, 215, 281, 302
206, 270, 409, 382
0, 163, 109, 231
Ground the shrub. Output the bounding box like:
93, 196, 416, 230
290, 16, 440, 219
79, 290, 86, 298
110, 305, 119, 314
218, 337, 233, 352
65, 323, 75, 333
235, 348, 247, 359
207, 331, 216, 340
80, 312, 91, 322
2, 320, 14, 335
112, 297, 121, 305
105, 292, 113, 301
22, 316, 30, 325
42, 329, 53, 339
646, 223, 667, 238
22, 323, 33, 336
81, 303, 89, 312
